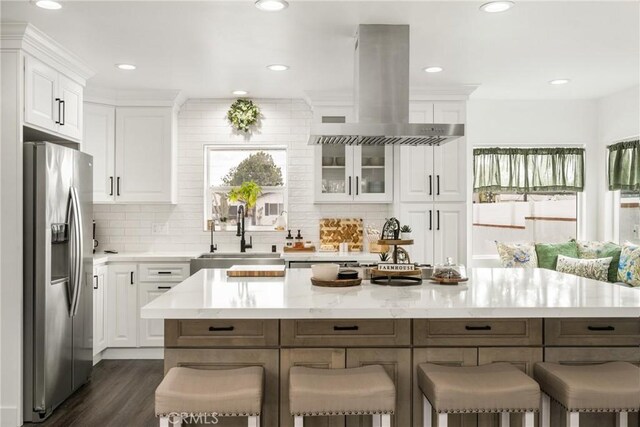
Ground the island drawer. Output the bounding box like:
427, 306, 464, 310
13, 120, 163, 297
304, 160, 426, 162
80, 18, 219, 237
413, 318, 543, 346
164, 319, 279, 347
545, 318, 640, 346
281, 319, 411, 347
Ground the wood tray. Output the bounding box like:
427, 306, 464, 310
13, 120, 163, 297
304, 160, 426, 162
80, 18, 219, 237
283, 246, 316, 253
311, 277, 362, 288
227, 265, 286, 277
377, 239, 414, 245
430, 277, 469, 285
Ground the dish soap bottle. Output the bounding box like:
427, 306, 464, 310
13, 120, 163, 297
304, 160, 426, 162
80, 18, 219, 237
295, 230, 304, 249
285, 230, 294, 249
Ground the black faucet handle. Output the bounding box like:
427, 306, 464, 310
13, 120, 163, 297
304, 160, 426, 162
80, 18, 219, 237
247, 235, 253, 248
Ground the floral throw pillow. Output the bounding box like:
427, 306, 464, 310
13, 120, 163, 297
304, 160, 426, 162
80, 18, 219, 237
496, 242, 538, 268
574, 240, 621, 282
617, 242, 640, 287
556, 255, 612, 282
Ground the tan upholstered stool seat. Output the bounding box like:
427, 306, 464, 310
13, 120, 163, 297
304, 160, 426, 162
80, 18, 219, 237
534, 361, 640, 412
155, 366, 263, 417
289, 365, 396, 416
418, 362, 541, 414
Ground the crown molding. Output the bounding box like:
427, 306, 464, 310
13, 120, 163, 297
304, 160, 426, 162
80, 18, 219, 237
1, 22, 94, 85
85, 86, 186, 109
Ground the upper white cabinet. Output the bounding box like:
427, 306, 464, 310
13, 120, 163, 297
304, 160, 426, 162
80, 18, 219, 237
314, 145, 393, 203
24, 55, 83, 141
400, 101, 466, 203
83, 103, 177, 204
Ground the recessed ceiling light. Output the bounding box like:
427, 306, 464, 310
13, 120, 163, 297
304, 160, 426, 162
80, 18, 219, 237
35, 0, 62, 10
424, 66, 444, 73
232, 90, 249, 96
116, 64, 136, 71
255, 0, 289, 12
480, 1, 514, 13
267, 64, 289, 71
549, 79, 570, 85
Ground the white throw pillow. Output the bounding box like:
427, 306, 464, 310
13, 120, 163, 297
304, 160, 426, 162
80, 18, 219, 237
556, 255, 612, 282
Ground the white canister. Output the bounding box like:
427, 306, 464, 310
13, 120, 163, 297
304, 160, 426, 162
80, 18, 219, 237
339, 242, 349, 253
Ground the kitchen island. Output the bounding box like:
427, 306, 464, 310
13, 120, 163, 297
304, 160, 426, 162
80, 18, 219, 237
141, 268, 640, 427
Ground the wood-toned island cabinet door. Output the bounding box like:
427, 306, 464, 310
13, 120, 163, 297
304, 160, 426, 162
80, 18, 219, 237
280, 348, 347, 427
477, 347, 543, 427
164, 348, 279, 427
412, 348, 478, 427
345, 348, 411, 427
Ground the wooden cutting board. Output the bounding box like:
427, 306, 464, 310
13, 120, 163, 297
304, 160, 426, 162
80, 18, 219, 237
319, 218, 363, 252
226, 265, 286, 277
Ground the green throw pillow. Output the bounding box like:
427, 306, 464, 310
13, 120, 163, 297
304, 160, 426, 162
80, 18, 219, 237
535, 241, 579, 270
575, 240, 622, 283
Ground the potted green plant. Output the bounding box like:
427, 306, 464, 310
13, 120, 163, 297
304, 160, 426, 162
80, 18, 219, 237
400, 225, 412, 240
379, 252, 391, 263
228, 180, 262, 216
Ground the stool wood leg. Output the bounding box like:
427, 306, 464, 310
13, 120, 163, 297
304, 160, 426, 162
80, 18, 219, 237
159, 417, 169, 427
566, 411, 579, 427
436, 413, 448, 427
541, 393, 550, 427
423, 396, 433, 427
499, 412, 510, 427
616, 412, 628, 427
248, 415, 260, 427
294, 416, 304, 427
523, 411, 534, 427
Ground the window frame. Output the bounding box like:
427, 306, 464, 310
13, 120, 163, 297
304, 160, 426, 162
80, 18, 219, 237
202, 144, 288, 232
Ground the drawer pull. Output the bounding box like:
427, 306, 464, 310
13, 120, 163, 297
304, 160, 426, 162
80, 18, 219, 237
465, 325, 492, 331
209, 326, 234, 332
587, 325, 615, 331
157, 271, 173, 275
333, 325, 359, 331
157, 286, 171, 290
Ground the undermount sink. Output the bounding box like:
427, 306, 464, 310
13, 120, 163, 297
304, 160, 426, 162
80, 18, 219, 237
190, 252, 284, 274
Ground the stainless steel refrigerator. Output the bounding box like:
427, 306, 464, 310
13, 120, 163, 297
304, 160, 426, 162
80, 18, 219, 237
23, 141, 93, 422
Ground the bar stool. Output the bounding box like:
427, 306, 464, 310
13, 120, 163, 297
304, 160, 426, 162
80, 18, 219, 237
289, 365, 395, 427
155, 366, 263, 427
534, 361, 640, 427
418, 362, 540, 427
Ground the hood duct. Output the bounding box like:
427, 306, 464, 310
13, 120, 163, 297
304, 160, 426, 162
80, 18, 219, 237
309, 24, 464, 146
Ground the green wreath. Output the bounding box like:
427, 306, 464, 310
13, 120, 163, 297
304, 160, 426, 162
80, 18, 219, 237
227, 99, 260, 132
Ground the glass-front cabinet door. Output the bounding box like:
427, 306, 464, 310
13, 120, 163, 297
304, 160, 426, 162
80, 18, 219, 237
353, 145, 393, 202
314, 144, 355, 202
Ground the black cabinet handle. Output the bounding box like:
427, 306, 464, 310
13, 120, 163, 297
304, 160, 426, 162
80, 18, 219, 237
333, 325, 359, 331
437, 210, 440, 230
356, 176, 359, 196
465, 325, 492, 331
436, 175, 440, 195
157, 271, 173, 275
157, 286, 171, 290
130, 271, 134, 285
117, 177, 121, 196
348, 176, 352, 195
587, 325, 615, 331
429, 175, 433, 196
109, 177, 114, 196
209, 326, 234, 332
429, 210, 433, 231
60, 100, 65, 125
55, 98, 61, 124
93, 275, 98, 290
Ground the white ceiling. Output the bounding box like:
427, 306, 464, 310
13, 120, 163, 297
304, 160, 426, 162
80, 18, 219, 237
2, 1, 638, 100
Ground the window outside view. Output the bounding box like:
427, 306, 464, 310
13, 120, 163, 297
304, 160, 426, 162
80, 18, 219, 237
619, 191, 640, 244
205, 147, 287, 231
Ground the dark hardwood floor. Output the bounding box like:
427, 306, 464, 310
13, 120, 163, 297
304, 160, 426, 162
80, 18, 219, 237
25, 359, 163, 427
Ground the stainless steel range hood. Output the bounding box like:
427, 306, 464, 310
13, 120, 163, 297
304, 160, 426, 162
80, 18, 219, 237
308, 24, 464, 146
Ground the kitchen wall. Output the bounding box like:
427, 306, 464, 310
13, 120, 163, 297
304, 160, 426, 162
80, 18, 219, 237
94, 98, 391, 253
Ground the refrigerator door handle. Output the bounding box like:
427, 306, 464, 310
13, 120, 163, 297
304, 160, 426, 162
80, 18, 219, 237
67, 187, 84, 317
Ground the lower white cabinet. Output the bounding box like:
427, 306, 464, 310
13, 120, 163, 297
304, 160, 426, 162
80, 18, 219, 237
93, 264, 108, 355
401, 202, 466, 266
107, 263, 138, 347
138, 282, 174, 346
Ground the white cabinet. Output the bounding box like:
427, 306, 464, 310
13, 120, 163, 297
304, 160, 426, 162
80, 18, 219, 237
24, 55, 83, 141
83, 103, 176, 204
92, 264, 108, 356
83, 103, 115, 203
401, 202, 466, 266
138, 282, 174, 347
107, 264, 138, 347
400, 101, 466, 203
314, 145, 393, 203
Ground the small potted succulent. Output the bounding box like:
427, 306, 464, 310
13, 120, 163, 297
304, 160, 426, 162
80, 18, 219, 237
219, 217, 228, 231
400, 225, 412, 240
378, 251, 391, 263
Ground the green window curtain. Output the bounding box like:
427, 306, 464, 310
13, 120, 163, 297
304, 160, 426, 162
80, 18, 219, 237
473, 147, 584, 193
608, 139, 640, 191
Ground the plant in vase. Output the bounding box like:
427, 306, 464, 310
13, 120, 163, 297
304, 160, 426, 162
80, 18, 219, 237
219, 217, 228, 231
379, 252, 391, 263
400, 225, 412, 240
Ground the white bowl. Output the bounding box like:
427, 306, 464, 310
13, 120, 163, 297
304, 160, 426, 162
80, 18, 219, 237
311, 263, 340, 281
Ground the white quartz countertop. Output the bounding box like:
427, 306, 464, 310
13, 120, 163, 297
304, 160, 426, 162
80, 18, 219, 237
141, 268, 640, 319
93, 251, 199, 264
281, 251, 379, 262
